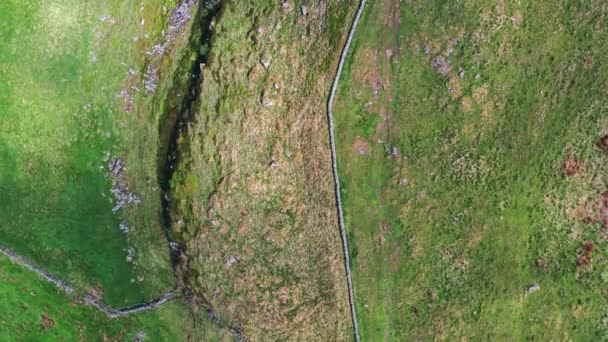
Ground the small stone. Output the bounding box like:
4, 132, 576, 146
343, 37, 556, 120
261, 90, 275, 108
262, 99, 275, 108
119, 222, 129, 233
270, 156, 278, 168
126, 248, 135, 262
99, 14, 115, 23
525, 284, 540, 297
391, 146, 400, 157
151, 44, 164, 56
133, 331, 147, 342
225, 256, 238, 267
260, 53, 272, 70
432, 56, 451, 75
300, 5, 308, 16
385, 48, 393, 59
459, 69, 465, 78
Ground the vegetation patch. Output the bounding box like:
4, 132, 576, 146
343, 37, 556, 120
335, 0, 608, 340
0, 0, 194, 309
0, 254, 228, 341
169, 0, 358, 339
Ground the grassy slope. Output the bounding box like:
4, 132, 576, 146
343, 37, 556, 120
0, 254, 229, 341
335, 0, 608, 340
170, 0, 356, 340
0, 0, 178, 306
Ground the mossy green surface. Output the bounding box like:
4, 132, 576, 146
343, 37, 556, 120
0, 0, 177, 307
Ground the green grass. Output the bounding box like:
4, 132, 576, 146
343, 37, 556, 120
0, 1, 232, 339
335, 0, 608, 340
0, 0, 181, 307
0, 254, 228, 341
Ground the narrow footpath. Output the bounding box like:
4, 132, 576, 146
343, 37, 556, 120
326, 0, 367, 341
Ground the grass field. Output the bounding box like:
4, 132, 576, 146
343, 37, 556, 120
0, 253, 228, 341
335, 0, 608, 340
168, 0, 356, 339
0, 0, 186, 307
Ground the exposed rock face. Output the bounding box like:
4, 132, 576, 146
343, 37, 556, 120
107, 157, 141, 212
167, 0, 197, 42
144, 64, 158, 95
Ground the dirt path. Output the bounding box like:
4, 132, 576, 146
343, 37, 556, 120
327, 0, 367, 341
0, 245, 176, 318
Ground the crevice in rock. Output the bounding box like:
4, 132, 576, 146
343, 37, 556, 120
156, 0, 244, 339
158, 1, 218, 267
